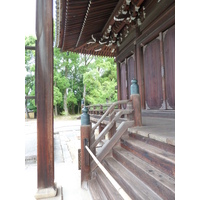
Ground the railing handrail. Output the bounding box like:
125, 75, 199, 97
90, 109, 133, 149
85, 145, 132, 200
90, 99, 131, 133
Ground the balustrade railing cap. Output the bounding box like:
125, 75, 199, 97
82, 107, 88, 113
131, 79, 137, 83
131, 79, 139, 95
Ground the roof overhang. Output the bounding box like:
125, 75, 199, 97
55, 0, 145, 57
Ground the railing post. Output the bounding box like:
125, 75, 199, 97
108, 107, 116, 139
100, 104, 103, 115
127, 101, 134, 120
94, 105, 96, 114
130, 79, 142, 126
80, 107, 91, 186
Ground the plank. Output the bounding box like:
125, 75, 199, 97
121, 135, 175, 178
104, 157, 162, 200
91, 121, 134, 171
113, 146, 175, 200
96, 168, 123, 200
88, 178, 107, 200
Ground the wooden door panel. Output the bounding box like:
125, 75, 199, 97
127, 55, 136, 97
143, 38, 163, 109
163, 25, 175, 109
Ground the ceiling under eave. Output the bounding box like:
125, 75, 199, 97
55, 0, 145, 57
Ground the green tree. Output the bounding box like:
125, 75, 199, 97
83, 57, 117, 105
25, 35, 36, 117
67, 91, 78, 114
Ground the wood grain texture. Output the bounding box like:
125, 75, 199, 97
36, 0, 54, 189
163, 25, 175, 109
113, 146, 175, 200
103, 157, 162, 200
88, 178, 108, 200
121, 135, 175, 178
96, 168, 123, 200
143, 38, 162, 109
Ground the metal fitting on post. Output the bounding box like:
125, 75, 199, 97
130, 79, 139, 95
81, 107, 90, 125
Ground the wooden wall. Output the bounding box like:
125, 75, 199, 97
116, 0, 175, 110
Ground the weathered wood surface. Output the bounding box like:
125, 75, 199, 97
113, 146, 175, 200
103, 157, 162, 200
121, 135, 175, 178
130, 94, 142, 126
91, 121, 134, 171
36, 0, 54, 189
143, 38, 162, 109
88, 178, 108, 200
129, 132, 175, 154
163, 25, 175, 109
120, 61, 127, 109
96, 168, 123, 200
25, 46, 36, 50
81, 125, 91, 184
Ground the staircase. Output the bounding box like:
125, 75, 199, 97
88, 131, 175, 200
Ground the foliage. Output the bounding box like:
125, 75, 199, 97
67, 91, 78, 114
25, 35, 37, 112
54, 86, 62, 106
25, 36, 117, 116
83, 57, 117, 105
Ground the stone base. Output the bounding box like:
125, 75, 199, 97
35, 184, 63, 200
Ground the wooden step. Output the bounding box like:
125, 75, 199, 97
88, 178, 108, 200
121, 135, 175, 178
129, 132, 175, 154
113, 146, 175, 200
95, 168, 123, 200
103, 157, 162, 200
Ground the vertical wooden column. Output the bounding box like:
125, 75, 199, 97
131, 94, 142, 126
81, 125, 91, 186
35, 0, 56, 199
136, 44, 145, 109
116, 62, 121, 108
159, 32, 167, 109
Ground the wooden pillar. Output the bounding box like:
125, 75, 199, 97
35, 0, 56, 199
81, 125, 91, 186
159, 32, 167, 109
131, 94, 142, 126
116, 62, 121, 108
136, 44, 145, 109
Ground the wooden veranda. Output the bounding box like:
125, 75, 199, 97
34, 0, 175, 199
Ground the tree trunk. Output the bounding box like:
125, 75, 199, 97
64, 65, 68, 115
25, 99, 29, 118
72, 104, 74, 114
64, 91, 68, 114
55, 104, 58, 116
78, 102, 80, 114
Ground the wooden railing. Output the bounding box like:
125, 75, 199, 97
87, 100, 134, 171
80, 94, 142, 186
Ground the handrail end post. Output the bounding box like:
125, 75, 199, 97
130, 94, 142, 126
80, 121, 91, 186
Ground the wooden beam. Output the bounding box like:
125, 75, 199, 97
25, 96, 35, 100
35, 0, 56, 198
25, 46, 36, 50
101, 0, 125, 34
